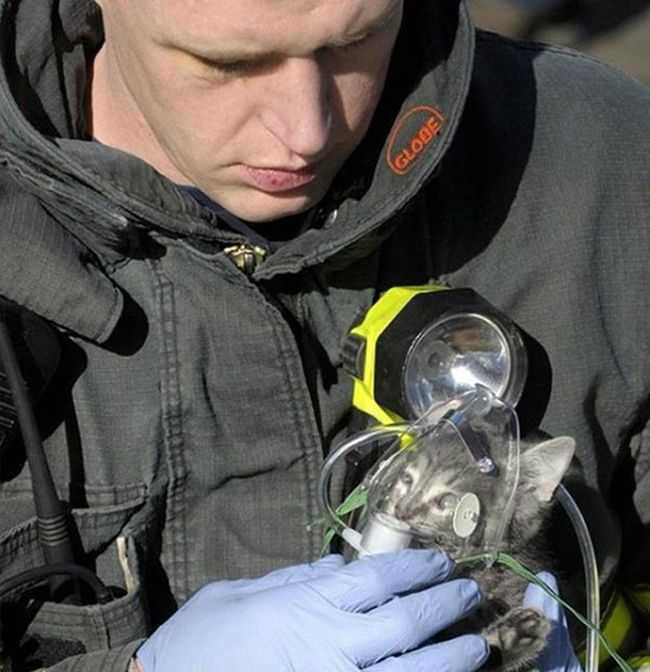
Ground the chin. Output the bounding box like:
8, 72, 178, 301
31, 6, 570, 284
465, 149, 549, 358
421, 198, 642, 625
223, 184, 330, 223
238, 201, 313, 223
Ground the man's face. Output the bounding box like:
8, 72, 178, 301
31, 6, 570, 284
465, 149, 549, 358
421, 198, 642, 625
96, 0, 404, 222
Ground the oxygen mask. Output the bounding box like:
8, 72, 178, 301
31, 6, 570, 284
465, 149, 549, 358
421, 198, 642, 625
359, 387, 520, 558
321, 386, 521, 560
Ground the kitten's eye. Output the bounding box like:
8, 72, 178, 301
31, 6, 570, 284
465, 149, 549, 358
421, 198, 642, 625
399, 473, 413, 487
437, 494, 458, 511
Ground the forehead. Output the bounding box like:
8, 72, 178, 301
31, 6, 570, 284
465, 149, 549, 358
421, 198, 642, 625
147, 0, 399, 53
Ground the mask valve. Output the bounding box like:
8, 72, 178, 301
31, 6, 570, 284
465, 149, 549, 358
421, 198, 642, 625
452, 493, 481, 538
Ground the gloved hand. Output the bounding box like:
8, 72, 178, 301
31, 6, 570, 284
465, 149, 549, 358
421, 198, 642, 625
136, 549, 489, 672
524, 571, 583, 672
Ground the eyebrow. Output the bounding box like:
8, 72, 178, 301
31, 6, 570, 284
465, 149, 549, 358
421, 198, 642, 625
329, 1, 402, 48
189, 0, 401, 65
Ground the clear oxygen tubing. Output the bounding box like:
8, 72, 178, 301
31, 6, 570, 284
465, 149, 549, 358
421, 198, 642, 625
557, 483, 600, 672
319, 435, 601, 672
318, 424, 410, 530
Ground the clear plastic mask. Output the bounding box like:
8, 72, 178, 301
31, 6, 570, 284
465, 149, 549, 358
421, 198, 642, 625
363, 387, 521, 558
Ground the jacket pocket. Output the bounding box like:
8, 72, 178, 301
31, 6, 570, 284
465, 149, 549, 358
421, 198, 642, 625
0, 488, 150, 665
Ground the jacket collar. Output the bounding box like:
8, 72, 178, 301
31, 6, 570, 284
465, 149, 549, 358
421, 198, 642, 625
0, 0, 474, 339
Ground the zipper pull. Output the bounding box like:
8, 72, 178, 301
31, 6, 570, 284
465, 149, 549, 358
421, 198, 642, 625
223, 244, 267, 275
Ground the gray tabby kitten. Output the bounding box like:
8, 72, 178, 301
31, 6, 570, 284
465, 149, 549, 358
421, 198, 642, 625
383, 433, 576, 672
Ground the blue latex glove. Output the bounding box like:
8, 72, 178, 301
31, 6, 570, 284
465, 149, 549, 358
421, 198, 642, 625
137, 549, 489, 672
524, 571, 582, 672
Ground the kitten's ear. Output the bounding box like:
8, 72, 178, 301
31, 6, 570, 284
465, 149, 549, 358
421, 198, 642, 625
520, 436, 576, 502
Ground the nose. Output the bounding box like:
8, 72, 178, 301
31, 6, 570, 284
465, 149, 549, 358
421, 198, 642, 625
260, 56, 332, 160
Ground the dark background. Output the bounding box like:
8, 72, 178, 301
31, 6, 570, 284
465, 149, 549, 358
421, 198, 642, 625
470, 0, 650, 86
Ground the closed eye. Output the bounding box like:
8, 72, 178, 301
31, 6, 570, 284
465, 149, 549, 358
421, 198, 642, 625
333, 32, 372, 53
199, 56, 266, 75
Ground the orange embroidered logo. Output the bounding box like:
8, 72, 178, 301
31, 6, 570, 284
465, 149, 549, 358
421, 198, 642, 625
386, 106, 446, 176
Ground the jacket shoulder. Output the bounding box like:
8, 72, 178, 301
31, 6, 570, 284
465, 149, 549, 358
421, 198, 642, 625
473, 29, 650, 133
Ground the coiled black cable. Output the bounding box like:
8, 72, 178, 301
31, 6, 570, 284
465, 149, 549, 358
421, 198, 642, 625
0, 564, 112, 604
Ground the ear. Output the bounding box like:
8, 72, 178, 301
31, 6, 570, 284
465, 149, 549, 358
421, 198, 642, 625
520, 436, 576, 502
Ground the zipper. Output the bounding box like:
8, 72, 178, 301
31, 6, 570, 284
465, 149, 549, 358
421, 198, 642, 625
223, 244, 268, 275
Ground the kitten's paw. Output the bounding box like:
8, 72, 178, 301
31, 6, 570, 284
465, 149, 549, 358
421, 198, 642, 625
482, 607, 551, 672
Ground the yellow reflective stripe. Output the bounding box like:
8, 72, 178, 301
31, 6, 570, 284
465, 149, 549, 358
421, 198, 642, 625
578, 590, 634, 666
349, 285, 446, 426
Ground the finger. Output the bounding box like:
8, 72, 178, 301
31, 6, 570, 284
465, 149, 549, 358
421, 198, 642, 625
202, 555, 346, 599
252, 554, 346, 588
366, 635, 489, 672
345, 579, 481, 665
309, 549, 453, 612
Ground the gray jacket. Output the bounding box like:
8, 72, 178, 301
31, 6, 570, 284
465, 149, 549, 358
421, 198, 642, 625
0, 0, 649, 669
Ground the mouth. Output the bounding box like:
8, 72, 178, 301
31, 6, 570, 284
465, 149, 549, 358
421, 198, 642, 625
241, 164, 320, 193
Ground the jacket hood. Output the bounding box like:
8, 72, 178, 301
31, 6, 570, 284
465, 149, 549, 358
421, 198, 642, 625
0, 0, 475, 339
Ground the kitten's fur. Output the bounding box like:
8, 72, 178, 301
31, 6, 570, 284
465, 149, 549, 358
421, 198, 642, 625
381, 432, 575, 672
